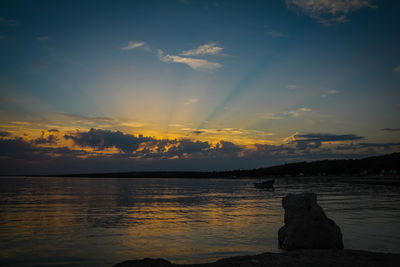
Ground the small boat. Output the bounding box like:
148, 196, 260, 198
254, 178, 275, 189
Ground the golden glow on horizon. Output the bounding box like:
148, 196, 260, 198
2, 98, 398, 160
0, 111, 281, 149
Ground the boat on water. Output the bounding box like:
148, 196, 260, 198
254, 178, 275, 188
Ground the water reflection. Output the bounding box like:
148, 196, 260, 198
0, 177, 399, 266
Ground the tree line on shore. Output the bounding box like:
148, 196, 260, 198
50, 152, 400, 178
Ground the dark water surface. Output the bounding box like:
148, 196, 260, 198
1, 177, 400, 266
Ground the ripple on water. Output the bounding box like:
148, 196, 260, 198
0, 177, 399, 266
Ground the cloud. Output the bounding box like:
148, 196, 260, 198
0, 131, 11, 137
284, 107, 312, 118
184, 98, 199, 105
4, 113, 119, 131
121, 41, 149, 51
167, 139, 211, 156
285, 0, 377, 26
215, 141, 243, 155
61, 128, 245, 159
250, 144, 296, 157
158, 49, 221, 71
382, 128, 400, 132
0, 136, 89, 162
57, 113, 115, 123
0, 17, 18, 26
336, 143, 357, 150
192, 130, 204, 135
295, 133, 364, 142
33, 131, 58, 145
181, 43, 224, 56
168, 123, 185, 128
0, 137, 45, 159
287, 85, 297, 89
258, 112, 283, 120
394, 65, 400, 73
290, 133, 364, 149
359, 142, 400, 150
264, 26, 286, 37
64, 128, 154, 153
156, 42, 224, 71
321, 89, 340, 98
2, 127, 399, 175
36, 36, 49, 41
336, 142, 400, 151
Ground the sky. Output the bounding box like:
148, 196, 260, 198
0, 0, 399, 174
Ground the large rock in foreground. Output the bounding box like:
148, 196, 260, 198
278, 193, 343, 250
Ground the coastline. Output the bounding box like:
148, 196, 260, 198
114, 249, 400, 267
5, 175, 400, 188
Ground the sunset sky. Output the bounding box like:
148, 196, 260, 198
1, 0, 399, 174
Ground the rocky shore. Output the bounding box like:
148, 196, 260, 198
115, 249, 400, 267
114, 249, 400, 267
115, 193, 400, 267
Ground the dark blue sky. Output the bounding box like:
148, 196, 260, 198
0, 0, 399, 174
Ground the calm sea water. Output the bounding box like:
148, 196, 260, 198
1, 177, 400, 266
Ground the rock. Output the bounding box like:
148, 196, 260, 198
278, 193, 343, 250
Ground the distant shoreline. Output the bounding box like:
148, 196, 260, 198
3, 175, 400, 187
2, 152, 399, 180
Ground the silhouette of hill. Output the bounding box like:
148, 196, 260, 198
48, 152, 400, 178
236, 152, 400, 178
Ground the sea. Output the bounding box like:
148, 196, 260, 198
1, 177, 400, 266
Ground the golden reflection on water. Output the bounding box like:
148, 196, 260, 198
2, 177, 400, 266
0, 178, 282, 265
120, 197, 282, 263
